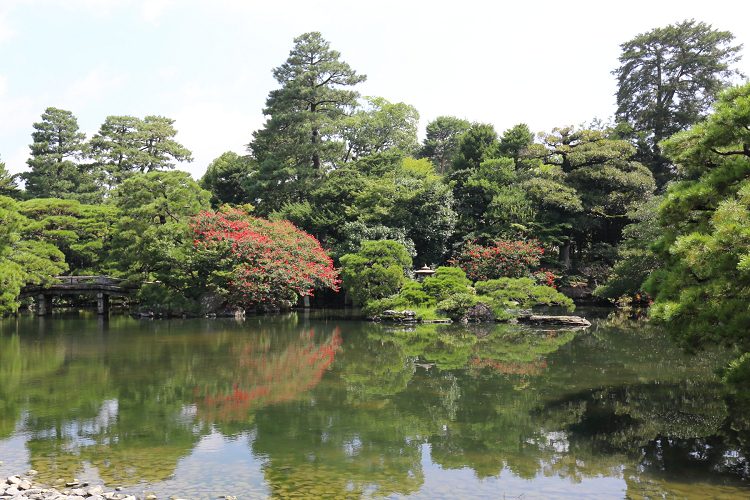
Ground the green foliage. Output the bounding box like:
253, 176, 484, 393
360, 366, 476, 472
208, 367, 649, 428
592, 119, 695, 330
721, 352, 750, 390
594, 196, 664, 301
347, 160, 457, 265
435, 293, 479, 320
18, 198, 119, 274
91, 115, 193, 188
421, 266, 473, 302
613, 20, 745, 186
340, 240, 412, 306
200, 152, 257, 207
21, 107, 103, 204
0, 196, 68, 314
247, 32, 365, 214
645, 82, 750, 361
109, 170, 211, 293
522, 126, 655, 267
474, 278, 574, 315
339, 96, 420, 161
419, 116, 471, 174
0, 159, 22, 200
498, 123, 534, 162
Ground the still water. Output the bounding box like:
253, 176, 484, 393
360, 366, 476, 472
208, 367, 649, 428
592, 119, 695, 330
0, 309, 748, 499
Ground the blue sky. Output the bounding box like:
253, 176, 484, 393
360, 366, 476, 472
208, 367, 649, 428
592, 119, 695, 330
1, 0, 748, 180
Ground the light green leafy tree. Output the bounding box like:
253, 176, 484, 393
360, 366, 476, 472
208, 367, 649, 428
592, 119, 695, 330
339, 96, 420, 162
90, 115, 193, 189
109, 171, 211, 295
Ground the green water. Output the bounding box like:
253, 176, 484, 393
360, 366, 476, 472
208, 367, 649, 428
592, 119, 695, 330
0, 309, 748, 499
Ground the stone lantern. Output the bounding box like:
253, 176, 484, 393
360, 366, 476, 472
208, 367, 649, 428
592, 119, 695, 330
414, 265, 435, 282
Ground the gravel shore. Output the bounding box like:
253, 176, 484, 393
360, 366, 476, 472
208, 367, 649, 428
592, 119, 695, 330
0, 473, 188, 500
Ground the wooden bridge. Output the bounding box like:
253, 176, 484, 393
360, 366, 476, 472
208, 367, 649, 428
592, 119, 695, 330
20, 276, 132, 315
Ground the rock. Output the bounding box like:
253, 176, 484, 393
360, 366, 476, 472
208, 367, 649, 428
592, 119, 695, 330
381, 310, 417, 322
88, 485, 104, 496
24, 471, 37, 476
115, 487, 123, 491
198, 291, 224, 314
89, 495, 104, 500
70, 496, 87, 500
145, 495, 158, 500
17, 480, 32, 490
217, 307, 244, 318
66, 482, 79, 487
5, 486, 19, 496
527, 315, 591, 326
70, 488, 87, 496
461, 302, 495, 323
7, 476, 21, 485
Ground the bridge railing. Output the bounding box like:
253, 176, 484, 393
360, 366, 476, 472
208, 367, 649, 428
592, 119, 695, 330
53, 275, 127, 285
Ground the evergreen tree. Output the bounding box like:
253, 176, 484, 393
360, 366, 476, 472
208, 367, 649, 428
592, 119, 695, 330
247, 32, 365, 214
21, 107, 102, 203
419, 116, 471, 174
613, 20, 744, 186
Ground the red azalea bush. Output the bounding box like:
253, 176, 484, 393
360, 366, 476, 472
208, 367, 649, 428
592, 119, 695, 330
191, 209, 340, 309
450, 239, 556, 285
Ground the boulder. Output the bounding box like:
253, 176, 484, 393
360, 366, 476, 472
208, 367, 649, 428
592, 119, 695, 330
461, 303, 495, 323
198, 291, 224, 313
526, 315, 591, 327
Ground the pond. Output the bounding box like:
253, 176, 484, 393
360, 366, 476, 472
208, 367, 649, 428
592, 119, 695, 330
0, 309, 748, 499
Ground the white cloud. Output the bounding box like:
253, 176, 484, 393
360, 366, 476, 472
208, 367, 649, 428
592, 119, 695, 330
171, 102, 260, 179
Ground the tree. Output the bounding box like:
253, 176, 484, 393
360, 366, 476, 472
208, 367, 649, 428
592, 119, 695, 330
339, 96, 420, 162
0, 196, 67, 314
645, 82, 750, 382
0, 158, 23, 199
191, 209, 340, 310
247, 32, 365, 212
523, 126, 655, 267
346, 158, 457, 265
90, 115, 193, 188
613, 20, 744, 185
419, 116, 471, 174
340, 240, 412, 306
21, 107, 102, 203
199, 152, 257, 207
109, 170, 211, 288
498, 123, 534, 162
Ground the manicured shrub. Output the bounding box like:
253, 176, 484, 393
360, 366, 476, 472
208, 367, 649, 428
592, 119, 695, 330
340, 240, 412, 306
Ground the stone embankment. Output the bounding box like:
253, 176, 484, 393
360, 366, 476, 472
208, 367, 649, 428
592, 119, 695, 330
0, 473, 176, 500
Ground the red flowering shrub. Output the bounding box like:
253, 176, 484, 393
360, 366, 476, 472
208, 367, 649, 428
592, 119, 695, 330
191, 209, 339, 309
450, 239, 556, 285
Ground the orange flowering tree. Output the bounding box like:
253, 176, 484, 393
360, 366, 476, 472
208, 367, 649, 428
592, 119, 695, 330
190, 209, 339, 309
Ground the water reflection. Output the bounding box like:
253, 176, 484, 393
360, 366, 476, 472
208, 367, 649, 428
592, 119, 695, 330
0, 311, 748, 499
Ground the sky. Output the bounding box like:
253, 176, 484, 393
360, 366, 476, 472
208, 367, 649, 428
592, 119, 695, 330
1, 0, 749, 181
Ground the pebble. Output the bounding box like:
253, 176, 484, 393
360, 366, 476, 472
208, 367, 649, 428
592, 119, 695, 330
0, 473, 169, 500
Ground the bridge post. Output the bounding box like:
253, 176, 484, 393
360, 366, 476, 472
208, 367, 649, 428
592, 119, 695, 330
37, 294, 53, 316
97, 292, 110, 315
